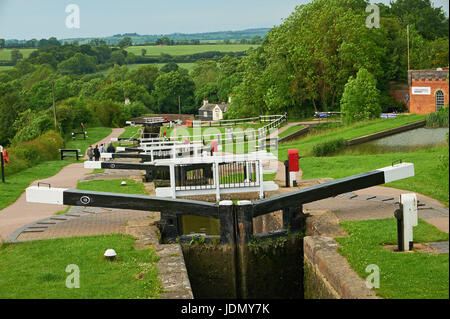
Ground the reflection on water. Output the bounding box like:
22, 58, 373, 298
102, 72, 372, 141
180, 215, 220, 236
342, 127, 449, 155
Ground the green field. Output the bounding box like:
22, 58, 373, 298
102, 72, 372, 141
0, 234, 162, 298
126, 44, 257, 56
0, 48, 36, 61
336, 218, 448, 299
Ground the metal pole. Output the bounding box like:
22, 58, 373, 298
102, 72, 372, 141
407, 25, 410, 71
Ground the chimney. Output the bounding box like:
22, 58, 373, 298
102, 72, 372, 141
203, 98, 208, 106
228, 93, 232, 104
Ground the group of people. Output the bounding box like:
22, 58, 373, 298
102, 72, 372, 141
87, 143, 115, 161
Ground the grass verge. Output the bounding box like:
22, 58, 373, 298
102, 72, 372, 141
0, 234, 162, 298
299, 146, 449, 206
336, 218, 448, 299
77, 178, 148, 195
0, 127, 112, 210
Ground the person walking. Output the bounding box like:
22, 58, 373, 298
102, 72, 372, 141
99, 144, 106, 153
106, 142, 115, 153
93, 145, 101, 161
87, 145, 94, 161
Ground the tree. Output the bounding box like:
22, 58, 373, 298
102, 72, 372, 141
118, 37, 132, 49
152, 71, 195, 113
11, 49, 23, 63
228, 0, 391, 118
340, 68, 381, 125
0, 39, 5, 49
160, 62, 179, 73
57, 53, 97, 74
191, 60, 219, 89
389, 0, 449, 40
141, 48, 147, 56
110, 50, 126, 65
127, 64, 160, 92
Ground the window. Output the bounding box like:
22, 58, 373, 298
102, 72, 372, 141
204, 111, 208, 117
436, 90, 445, 111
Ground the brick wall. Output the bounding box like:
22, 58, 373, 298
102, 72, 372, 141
408, 69, 449, 114
409, 79, 448, 114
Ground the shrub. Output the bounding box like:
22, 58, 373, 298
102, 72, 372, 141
340, 68, 382, 125
311, 138, 347, 157
426, 106, 449, 128
5, 131, 64, 175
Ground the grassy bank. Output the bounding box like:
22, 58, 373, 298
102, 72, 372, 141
278, 114, 426, 160
278, 125, 306, 139
77, 179, 148, 195
299, 146, 449, 206
336, 218, 449, 299
0, 234, 162, 298
119, 126, 142, 139
0, 127, 112, 210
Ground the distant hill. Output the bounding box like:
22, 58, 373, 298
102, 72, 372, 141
60, 28, 271, 45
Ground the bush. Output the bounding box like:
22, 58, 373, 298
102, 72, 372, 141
426, 106, 449, 128
311, 138, 347, 157
5, 131, 64, 175
340, 68, 382, 125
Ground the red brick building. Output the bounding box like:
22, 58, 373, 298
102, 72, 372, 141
408, 68, 449, 114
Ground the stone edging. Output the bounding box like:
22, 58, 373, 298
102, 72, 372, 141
346, 120, 426, 146
304, 236, 380, 299
304, 210, 381, 299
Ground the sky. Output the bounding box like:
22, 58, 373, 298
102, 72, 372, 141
0, 0, 449, 40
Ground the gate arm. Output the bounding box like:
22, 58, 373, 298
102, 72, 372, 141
253, 163, 414, 216
26, 187, 218, 217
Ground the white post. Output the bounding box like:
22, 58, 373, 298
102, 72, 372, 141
400, 193, 418, 251
258, 160, 264, 199
170, 164, 176, 199
214, 162, 220, 201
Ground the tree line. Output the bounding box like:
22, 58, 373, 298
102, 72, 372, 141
225, 0, 449, 120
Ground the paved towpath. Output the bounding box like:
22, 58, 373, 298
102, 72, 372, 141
0, 128, 124, 241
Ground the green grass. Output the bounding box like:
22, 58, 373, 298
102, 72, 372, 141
278, 125, 306, 139
0, 234, 162, 298
55, 206, 71, 215
77, 179, 148, 195
300, 146, 449, 206
119, 126, 142, 139
65, 127, 112, 154
0, 48, 36, 61
0, 65, 14, 72
278, 114, 426, 160
125, 44, 257, 56
335, 218, 449, 299
0, 127, 112, 211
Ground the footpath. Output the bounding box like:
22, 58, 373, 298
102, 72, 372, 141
0, 128, 124, 241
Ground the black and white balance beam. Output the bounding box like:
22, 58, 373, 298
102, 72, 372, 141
26, 163, 414, 212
